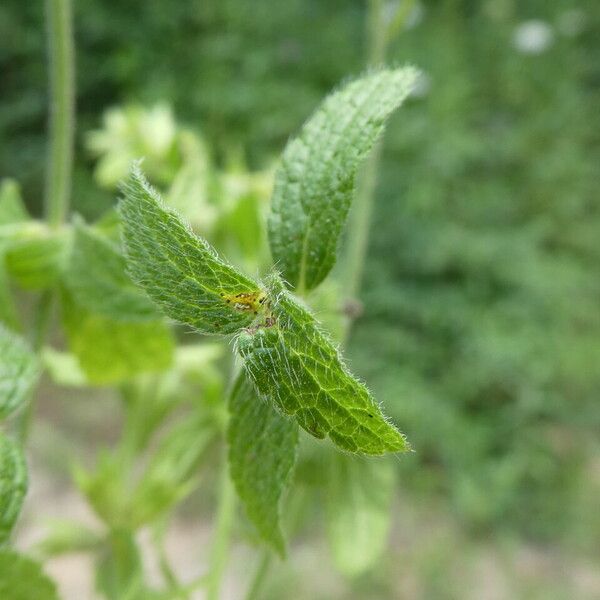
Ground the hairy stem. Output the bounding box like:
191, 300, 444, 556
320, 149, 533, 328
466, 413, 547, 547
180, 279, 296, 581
206, 447, 236, 600
45, 0, 75, 228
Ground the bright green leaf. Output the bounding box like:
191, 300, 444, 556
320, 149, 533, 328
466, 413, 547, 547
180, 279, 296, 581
228, 374, 298, 556
0, 550, 59, 600
236, 275, 409, 455
42, 348, 88, 387
0, 252, 19, 330
325, 454, 396, 576
5, 228, 67, 290
62, 293, 174, 385
268, 67, 418, 292
37, 519, 103, 557
0, 325, 39, 420
0, 180, 29, 226
65, 220, 158, 321
0, 434, 28, 544
119, 165, 264, 334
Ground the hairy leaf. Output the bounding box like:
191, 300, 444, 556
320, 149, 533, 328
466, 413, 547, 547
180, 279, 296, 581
65, 220, 158, 321
325, 454, 396, 576
119, 165, 264, 334
63, 293, 174, 385
0, 325, 39, 420
228, 374, 298, 555
236, 275, 409, 455
0, 434, 28, 544
268, 67, 418, 292
0, 550, 59, 600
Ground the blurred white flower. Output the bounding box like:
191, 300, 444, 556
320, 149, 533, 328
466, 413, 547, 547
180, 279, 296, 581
513, 20, 555, 55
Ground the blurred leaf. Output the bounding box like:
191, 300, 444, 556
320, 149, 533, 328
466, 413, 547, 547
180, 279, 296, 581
62, 292, 174, 385
0, 180, 29, 225
0, 252, 18, 329
119, 165, 265, 335
167, 129, 216, 232
42, 348, 88, 387
325, 454, 396, 577
268, 67, 418, 292
65, 219, 157, 321
0, 434, 28, 544
74, 452, 125, 527
0, 550, 58, 600
236, 274, 409, 455
87, 104, 179, 188
4, 227, 67, 290
128, 415, 213, 527
37, 519, 103, 557
228, 374, 298, 556
0, 324, 39, 420
96, 529, 145, 600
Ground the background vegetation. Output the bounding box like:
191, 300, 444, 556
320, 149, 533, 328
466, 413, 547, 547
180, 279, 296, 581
2, 0, 599, 598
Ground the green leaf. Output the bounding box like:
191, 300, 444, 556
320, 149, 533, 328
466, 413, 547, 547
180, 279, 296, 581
268, 67, 418, 292
325, 454, 396, 577
65, 220, 158, 321
5, 228, 67, 290
42, 348, 88, 387
0, 550, 59, 600
236, 275, 409, 455
0, 180, 29, 226
37, 519, 103, 557
128, 415, 213, 527
0, 434, 28, 544
0, 325, 39, 420
62, 293, 174, 385
119, 165, 265, 334
0, 253, 19, 330
227, 374, 298, 556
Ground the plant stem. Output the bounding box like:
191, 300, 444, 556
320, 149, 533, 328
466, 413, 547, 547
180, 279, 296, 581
206, 448, 236, 600
343, 0, 414, 336
45, 0, 75, 228
245, 549, 272, 600
19, 0, 75, 445
342, 0, 388, 333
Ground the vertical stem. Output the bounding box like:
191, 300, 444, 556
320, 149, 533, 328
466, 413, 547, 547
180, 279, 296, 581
245, 550, 272, 600
20, 0, 75, 444
343, 0, 387, 327
343, 0, 414, 334
206, 448, 236, 600
45, 0, 75, 228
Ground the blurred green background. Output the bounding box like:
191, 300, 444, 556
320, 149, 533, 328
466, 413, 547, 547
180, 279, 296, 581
2, 0, 599, 598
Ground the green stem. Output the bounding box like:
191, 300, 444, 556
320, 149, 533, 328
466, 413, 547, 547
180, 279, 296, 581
342, 0, 388, 337
205, 448, 236, 600
245, 549, 272, 600
343, 0, 415, 339
45, 0, 75, 228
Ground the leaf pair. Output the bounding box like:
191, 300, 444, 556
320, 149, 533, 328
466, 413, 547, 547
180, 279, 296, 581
119, 169, 408, 456
118, 67, 417, 555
